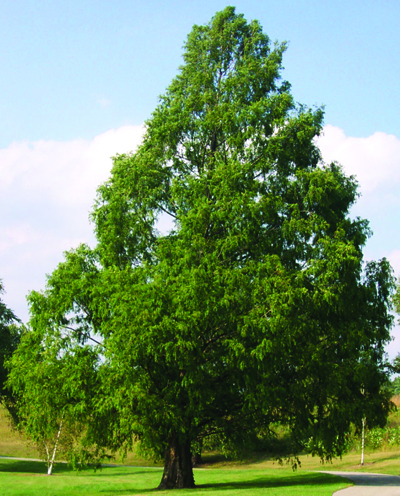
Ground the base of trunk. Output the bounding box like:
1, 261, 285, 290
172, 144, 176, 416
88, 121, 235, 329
158, 435, 195, 489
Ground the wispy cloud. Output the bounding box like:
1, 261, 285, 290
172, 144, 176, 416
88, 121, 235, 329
97, 96, 111, 108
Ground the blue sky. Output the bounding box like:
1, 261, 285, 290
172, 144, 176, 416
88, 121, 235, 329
1, 0, 399, 145
1, 1, 400, 356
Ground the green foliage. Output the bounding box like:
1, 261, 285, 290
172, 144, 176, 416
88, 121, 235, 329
392, 284, 400, 332
365, 428, 385, 450
333, 422, 400, 453
387, 426, 400, 446
0, 280, 22, 421
7, 6, 395, 487
387, 376, 400, 396
0, 281, 20, 391
6, 309, 101, 473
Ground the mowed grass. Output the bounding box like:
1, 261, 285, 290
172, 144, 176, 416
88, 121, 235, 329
303, 450, 400, 476
0, 459, 351, 496
0, 406, 349, 494
2, 403, 400, 494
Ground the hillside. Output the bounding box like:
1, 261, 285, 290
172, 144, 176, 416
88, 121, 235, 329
2, 402, 400, 474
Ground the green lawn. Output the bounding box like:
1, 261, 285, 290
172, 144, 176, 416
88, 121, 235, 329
0, 459, 350, 496
5, 403, 400, 494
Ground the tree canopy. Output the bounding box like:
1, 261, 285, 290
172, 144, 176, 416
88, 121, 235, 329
8, 7, 395, 489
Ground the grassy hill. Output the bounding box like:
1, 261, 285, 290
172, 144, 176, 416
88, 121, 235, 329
2, 402, 400, 475
0, 406, 39, 459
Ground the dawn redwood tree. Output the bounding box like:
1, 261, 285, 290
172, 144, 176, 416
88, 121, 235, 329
20, 7, 394, 489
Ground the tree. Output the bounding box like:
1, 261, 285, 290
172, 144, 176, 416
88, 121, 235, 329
0, 280, 22, 419
388, 376, 400, 396
6, 316, 100, 475
390, 305, 400, 398
20, 7, 394, 488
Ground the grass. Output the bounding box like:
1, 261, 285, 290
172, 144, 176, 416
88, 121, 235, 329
0, 406, 162, 467
2, 403, 400, 494
0, 407, 350, 495
0, 459, 351, 496
0, 407, 40, 459
195, 448, 400, 477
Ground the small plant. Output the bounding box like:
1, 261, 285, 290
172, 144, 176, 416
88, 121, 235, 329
387, 427, 400, 446
366, 428, 385, 450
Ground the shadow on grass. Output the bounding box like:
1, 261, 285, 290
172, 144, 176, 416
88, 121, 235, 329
200, 452, 271, 466
196, 473, 345, 490
371, 453, 400, 463
94, 470, 162, 478
0, 459, 164, 478
199, 450, 307, 468
0, 459, 72, 474
98, 472, 344, 494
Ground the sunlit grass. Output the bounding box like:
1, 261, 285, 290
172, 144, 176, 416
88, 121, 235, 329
0, 459, 350, 496
2, 402, 400, 496
199, 447, 400, 475
0, 407, 40, 459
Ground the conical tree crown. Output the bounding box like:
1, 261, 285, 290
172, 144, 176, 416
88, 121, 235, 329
93, 7, 326, 269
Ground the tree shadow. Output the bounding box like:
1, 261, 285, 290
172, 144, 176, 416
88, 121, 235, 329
0, 458, 164, 478
196, 473, 346, 490
94, 469, 162, 478
0, 459, 71, 475
99, 472, 346, 494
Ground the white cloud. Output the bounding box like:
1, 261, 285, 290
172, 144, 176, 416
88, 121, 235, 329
318, 126, 400, 360
317, 125, 400, 268
0, 125, 145, 322
0, 125, 145, 211
317, 125, 400, 193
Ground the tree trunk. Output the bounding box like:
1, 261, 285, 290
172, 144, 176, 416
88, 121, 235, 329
361, 417, 365, 466
47, 419, 63, 476
158, 433, 195, 489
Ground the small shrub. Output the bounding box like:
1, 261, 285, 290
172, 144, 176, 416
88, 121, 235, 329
387, 427, 400, 446
366, 428, 385, 450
